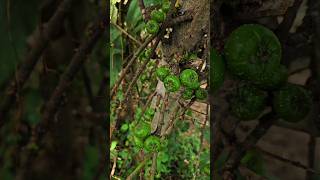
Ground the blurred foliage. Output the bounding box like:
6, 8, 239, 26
0, 0, 106, 179
0, 0, 39, 85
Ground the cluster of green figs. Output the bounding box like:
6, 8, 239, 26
145, 0, 171, 35
211, 24, 312, 122
156, 67, 207, 100
121, 108, 163, 152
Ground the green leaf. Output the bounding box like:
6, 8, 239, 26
126, 0, 144, 33
119, 149, 130, 159
110, 141, 118, 150
110, 0, 120, 23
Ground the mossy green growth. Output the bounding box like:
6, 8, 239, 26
273, 84, 312, 122
231, 84, 268, 120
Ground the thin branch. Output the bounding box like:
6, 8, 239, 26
222, 113, 277, 178
195, 105, 209, 178
123, 37, 161, 98
150, 152, 158, 180
0, 0, 76, 123
138, 0, 148, 20
307, 136, 316, 179
111, 21, 142, 46
141, 90, 157, 118
110, 35, 156, 98
255, 146, 320, 175
164, 98, 196, 136
126, 154, 153, 180
276, 0, 303, 44
40, 18, 106, 133
189, 107, 207, 115
81, 67, 94, 107
122, 0, 177, 99
110, 155, 117, 178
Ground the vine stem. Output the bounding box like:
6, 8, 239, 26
255, 146, 320, 175
150, 152, 158, 180
194, 104, 209, 178
222, 113, 277, 179
41, 18, 106, 127
126, 154, 153, 180
123, 37, 161, 98
111, 21, 142, 46
276, 0, 303, 44
138, 0, 148, 20
110, 34, 156, 98
122, 0, 177, 100
110, 155, 118, 178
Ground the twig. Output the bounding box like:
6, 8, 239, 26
156, 94, 168, 136
255, 146, 320, 175
123, 37, 161, 98
222, 113, 277, 179
150, 152, 158, 180
81, 67, 94, 107
307, 136, 316, 179
141, 90, 157, 120
110, 35, 156, 98
195, 105, 209, 178
189, 107, 207, 115
238, 165, 269, 180
276, 0, 303, 44
123, 0, 177, 99
164, 98, 196, 135
40, 18, 106, 133
138, 0, 148, 20
111, 21, 142, 46
126, 154, 153, 180
110, 156, 117, 178
0, 0, 75, 123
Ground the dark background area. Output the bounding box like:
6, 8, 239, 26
0, 0, 107, 179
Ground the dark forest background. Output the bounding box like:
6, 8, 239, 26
0, 0, 107, 179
